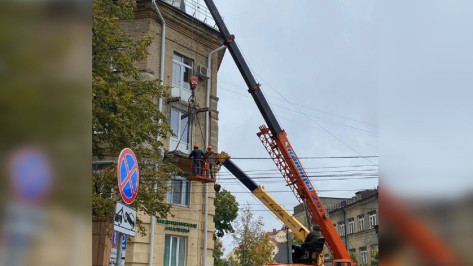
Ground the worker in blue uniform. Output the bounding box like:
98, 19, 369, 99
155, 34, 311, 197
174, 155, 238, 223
189, 144, 205, 175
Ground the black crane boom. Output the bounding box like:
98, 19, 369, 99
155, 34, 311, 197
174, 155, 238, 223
204, 0, 283, 136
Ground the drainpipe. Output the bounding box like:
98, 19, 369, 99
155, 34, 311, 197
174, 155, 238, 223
203, 45, 225, 266
205, 45, 225, 146
343, 209, 347, 248
149, 1, 166, 266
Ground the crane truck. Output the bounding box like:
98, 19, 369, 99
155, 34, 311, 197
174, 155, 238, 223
202, 0, 353, 265
219, 153, 327, 265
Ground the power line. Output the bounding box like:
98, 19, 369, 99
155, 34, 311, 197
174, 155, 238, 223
182, 188, 374, 193
219, 82, 377, 128
219, 87, 378, 136
229, 155, 378, 160
226, 164, 378, 172
217, 174, 378, 179
253, 73, 377, 166
217, 168, 378, 176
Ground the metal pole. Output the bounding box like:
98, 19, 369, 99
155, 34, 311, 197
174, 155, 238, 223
303, 199, 312, 229
286, 227, 292, 264
115, 233, 123, 266
149, 1, 166, 264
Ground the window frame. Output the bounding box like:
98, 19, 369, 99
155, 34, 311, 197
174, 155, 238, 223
358, 215, 365, 232
170, 107, 191, 147
338, 222, 345, 236
360, 247, 368, 264
348, 219, 355, 234
369, 211, 377, 229
166, 176, 191, 207
164, 235, 187, 266
172, 53, 193, 91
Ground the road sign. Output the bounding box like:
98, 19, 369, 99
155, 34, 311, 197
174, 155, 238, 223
111, 231, 127, 249
113, 201, 136, 236
8, 147, 52, 203
117, 148, 139, 204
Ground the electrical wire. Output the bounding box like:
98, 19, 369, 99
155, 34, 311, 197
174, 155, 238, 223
228, 155, 378, 160
220, 86, 377, 135
253, 73, 378, 166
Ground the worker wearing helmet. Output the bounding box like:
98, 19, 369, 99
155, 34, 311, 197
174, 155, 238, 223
205, 146, 216, 179
300, 225, 323, 260
189, 144, 204, 175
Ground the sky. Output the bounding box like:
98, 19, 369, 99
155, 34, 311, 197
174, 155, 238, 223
190, 0, 473, 257
204, 0, 380, 255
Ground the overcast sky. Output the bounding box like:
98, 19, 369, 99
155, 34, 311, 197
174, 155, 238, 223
202, 0, 379, 254
193, 0, 473, 256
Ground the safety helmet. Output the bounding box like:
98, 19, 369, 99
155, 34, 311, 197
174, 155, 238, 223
194, 144, 199, 148
207, 146, 212, 150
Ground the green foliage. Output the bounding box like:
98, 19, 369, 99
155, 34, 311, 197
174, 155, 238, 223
371, 249, 379, 266
213, 238, 227, 266
92, 0, 171, 159
92, 0, 176, 236
350, 252, 359, 266
214, 189, 239, 237
232, 206, 274, 266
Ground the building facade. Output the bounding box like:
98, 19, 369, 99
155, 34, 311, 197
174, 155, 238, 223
293, 189, 379, 265
326, 189, 378, 265
93, 1, 225, 266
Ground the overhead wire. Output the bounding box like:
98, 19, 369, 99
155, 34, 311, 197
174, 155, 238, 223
228, 155, 378, 159
219, 86, 377, 136
256, 74, 378, 166
219, 83, 377, 128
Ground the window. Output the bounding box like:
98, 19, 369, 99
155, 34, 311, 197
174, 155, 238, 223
167, 176, 190, 206
360, 247, 367, 264
164, 235, 186, 266
92, 161, 113, 171
348, 219, 355, 234
338, 223, 345, 236
369, 211, 377, 229
169, 108, 191, 153
358, 215, 365, 232
172, 53, 193, 90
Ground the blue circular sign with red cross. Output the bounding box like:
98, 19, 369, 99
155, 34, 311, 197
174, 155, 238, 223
117, 148, 139, 204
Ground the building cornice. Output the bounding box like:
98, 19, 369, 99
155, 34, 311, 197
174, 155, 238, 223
134, 1, 224, 52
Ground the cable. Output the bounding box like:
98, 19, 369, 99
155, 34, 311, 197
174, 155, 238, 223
228, 155, 378, 160
253, 73, 378, 166
220, 86, 377, 135
219, 82, 377, 128
220, 164, 378, 172
217, 168, 378, 176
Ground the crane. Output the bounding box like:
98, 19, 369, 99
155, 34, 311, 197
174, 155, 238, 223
221, 156, 328, 265
202, 0, 353, 265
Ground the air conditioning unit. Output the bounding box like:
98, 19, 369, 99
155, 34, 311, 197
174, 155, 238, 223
197, 65, 209, 79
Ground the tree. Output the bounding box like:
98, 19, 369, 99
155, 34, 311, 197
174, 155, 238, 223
213, 238, 228, 266
92, 0, 176, 236
232, 205, 274, 266
371, 249, 379, 266
214, 189, 239, 237
213, 189, 238, 265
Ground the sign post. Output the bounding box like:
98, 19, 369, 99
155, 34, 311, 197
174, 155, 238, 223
113, 148, 140, 266
115, 234, 123, 266
109, 231, 127, 266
